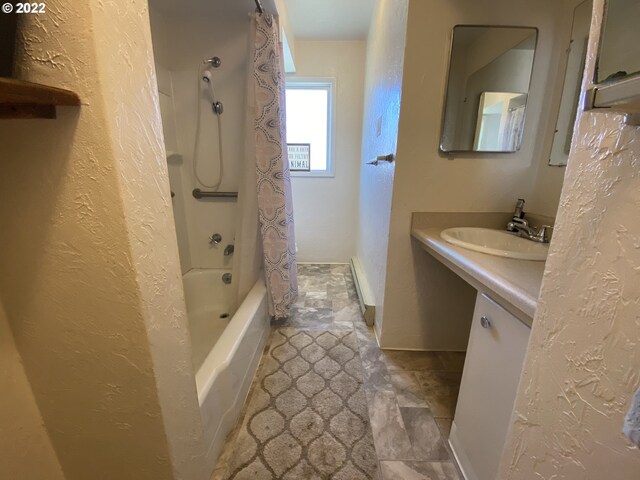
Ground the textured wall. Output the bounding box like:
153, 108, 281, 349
356, 0, 409, 337
290, 40, 366, 263
0, 0, 203, 478
92, 1, 206, 478
0, 302, 65, 480
379, 0, 575, 349
499, 1, 640, 477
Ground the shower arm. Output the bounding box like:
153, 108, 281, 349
254, 0, 264, 14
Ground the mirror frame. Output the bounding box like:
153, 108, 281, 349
439, 24, 539, 155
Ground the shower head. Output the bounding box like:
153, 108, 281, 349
202, 70, 213, 84
201, 70, 216, 99
203, 56, 221, 68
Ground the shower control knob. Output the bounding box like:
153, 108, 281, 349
209, 233, 222, 245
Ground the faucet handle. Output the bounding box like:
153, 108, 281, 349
534, 225, 554, 243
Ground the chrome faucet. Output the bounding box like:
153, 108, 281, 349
506, 199, 553, 243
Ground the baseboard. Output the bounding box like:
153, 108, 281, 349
349, 257, 375, 327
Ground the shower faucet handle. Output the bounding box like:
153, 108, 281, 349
209, 233, 222, 245
203, 56, 221, 68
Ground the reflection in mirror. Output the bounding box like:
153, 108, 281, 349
474, 92, 528, 151
550, 0, 592, 166
597, 0, 640, 83
440, 26, 538, 153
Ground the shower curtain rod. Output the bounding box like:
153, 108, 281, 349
254, 0, 264, 14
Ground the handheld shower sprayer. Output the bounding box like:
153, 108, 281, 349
201, 66, 223, 115
193, 55, 225, 190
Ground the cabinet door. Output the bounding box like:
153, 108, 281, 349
450, 293, 530, 480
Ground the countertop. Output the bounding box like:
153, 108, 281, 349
411, 226, 546, 326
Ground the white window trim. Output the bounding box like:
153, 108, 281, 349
285, 77, 336, 178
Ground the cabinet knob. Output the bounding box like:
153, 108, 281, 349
480, 316, 492, 329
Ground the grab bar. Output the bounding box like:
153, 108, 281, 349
192, 189, 238, 199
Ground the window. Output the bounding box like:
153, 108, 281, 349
285, 79, 335, 177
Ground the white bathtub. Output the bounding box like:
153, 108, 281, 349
183, 269, 270, 476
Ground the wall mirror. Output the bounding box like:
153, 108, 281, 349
596, 0, 640, 83
550, 0, 592, 166
440, 26, 538, 154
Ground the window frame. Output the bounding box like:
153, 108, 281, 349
285, 77, 336, 178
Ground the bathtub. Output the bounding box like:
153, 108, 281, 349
182, 269, 270, 475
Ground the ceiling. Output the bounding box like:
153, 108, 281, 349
149, 0, 277, 16
283, 0, 377, 40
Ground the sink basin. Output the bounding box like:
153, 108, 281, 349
440, 227, 548, 261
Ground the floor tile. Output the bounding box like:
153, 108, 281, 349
287, 306, 336, 328
331, 295, 354, 312
329, 264, 351, 274
383, 350, 442, 372
415, 371, 462, 419
304, 291, 332, 309
358, 341, 394, 393
437, 352, 466, 373
399, 407, 449, 461
367, 389, 414, 460
380, 461, 459, 480
435, 418, 452, 440
333, 302, 365, 327
389, 371, 429, 408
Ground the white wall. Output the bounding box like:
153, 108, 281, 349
356, 0, 409, 332
0, 0, 205, 478
0, 303, 65, 480
378, 0, 576, 349
289, 41, 366, 263
500, 1, 640, 476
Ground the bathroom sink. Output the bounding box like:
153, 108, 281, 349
440, 227, 548, 261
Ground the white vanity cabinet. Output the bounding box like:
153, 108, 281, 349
449, 292, 531, 480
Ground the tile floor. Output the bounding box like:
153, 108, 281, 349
212, 264, 464, 480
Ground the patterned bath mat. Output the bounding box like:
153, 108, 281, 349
223, 328, 378, 479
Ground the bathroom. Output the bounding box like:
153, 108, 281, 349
0, 0, 639, 479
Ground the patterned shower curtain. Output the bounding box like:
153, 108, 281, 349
251, 13, 298, 318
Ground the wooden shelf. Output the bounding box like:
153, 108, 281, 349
0, 77, 80, 119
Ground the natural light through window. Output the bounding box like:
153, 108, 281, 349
285, 81, 333, 176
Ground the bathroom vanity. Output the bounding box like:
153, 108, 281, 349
411, 214, 545, 324
411, 213, 547, 480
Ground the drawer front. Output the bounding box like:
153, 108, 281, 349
452, 293, 530, 480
